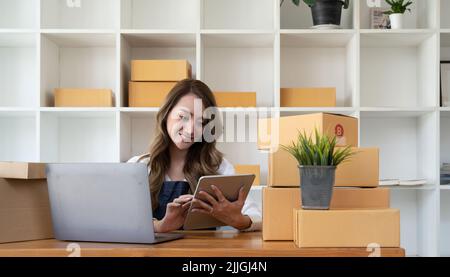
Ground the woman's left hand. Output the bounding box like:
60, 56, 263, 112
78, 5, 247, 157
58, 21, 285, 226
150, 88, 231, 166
191, 185, 252, 230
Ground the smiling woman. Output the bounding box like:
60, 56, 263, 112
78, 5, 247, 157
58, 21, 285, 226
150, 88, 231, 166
127, 79, 262, 233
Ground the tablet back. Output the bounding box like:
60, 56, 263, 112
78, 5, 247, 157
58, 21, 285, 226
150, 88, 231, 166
183, 174, 255, 230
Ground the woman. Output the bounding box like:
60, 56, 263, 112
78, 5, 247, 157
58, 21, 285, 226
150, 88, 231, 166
128, 79, 261, 233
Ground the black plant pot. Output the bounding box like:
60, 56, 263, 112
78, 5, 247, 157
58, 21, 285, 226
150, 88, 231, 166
299, 165, 336, 210
310, 0, 344, 27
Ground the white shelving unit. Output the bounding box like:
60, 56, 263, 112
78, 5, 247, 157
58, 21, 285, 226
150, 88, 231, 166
0, 0, 449, 256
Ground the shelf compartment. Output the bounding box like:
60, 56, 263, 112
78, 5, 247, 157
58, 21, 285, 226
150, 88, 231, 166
119, 111, 156, 162
201, 0, 274, 30
359, 0, 437, 29
40, 33, 117, 107
360, 32, 438, 107
0, 33, 37, 107
281, 32, 357, 107
202, 33, 274, 107
441, 190, 450, 256
441, 0, 450, 29
440, 111, 450, 182
215, 109, 267, 183
391, 189, 438, 257
360, 111, 438, 183
280, 0, 354, 30
121, 0, 198, 30
0, 0, 37, 29
120, 33, 196, 108
441, 33, 450, 61
0, 111, 37, 162
40, 111, 117, 162
40, 0, 118, 29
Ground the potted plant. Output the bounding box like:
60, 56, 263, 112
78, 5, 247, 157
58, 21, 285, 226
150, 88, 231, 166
383, 0, 413, 29
281, 129, 354, 210
281, 0, 350, 29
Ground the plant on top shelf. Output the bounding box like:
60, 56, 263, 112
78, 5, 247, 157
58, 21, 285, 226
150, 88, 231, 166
281, 128, 354, 210
383, 0, 413, 29
281, 0, 350, 29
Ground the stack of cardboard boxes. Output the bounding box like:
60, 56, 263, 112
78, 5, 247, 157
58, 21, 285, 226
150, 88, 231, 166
258, 113, 400, 248
128, 59, 258, 107
129, 60, 192, 107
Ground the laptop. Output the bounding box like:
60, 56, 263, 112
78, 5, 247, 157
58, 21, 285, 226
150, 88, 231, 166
45, 163, 184, 244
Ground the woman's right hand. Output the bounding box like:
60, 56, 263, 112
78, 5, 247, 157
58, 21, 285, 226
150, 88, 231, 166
154, 195, 193, 233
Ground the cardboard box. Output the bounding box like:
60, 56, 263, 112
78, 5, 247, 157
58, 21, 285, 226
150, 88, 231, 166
128, 81, 177, 107
0, 178, 53, 243
54, 88, 113, 107
213, 92, 257, 107
293, 209, 400, 247
0, 162, 46, 179
280, 88, 336, 107
234, 164, 260, 186
268, 147, 379, 188
263, 187, 390, 241
258, 113, 358, 150
131, 60, 192, 81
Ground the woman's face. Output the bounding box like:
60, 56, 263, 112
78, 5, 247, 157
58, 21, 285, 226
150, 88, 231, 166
166, 93, 205, 150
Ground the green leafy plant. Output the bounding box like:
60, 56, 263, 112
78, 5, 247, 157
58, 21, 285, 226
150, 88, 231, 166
383, 0, 413, 15
281, 128, 354, 166
280, 0, 350, 9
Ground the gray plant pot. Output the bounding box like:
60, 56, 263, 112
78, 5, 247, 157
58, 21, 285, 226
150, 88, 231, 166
299, 165, 336, 210
310, 0, 344, 26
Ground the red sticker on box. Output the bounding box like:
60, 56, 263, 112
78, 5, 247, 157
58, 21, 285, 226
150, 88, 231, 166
335, 124, 344, 137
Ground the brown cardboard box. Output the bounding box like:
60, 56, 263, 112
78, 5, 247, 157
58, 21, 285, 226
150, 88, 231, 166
268, 147, 379, 187
131, 60, 192, 81
128, 81, 177, 107
0, 178, 53, 243
293, 209, 400, 247
263, 187, 390, 241
0, 162, 46, 179
280, 88, 336, 107
234, 164, 260, 186
54, 88, 113, 107
213, 92, 257, 107
258, 113, 358, 150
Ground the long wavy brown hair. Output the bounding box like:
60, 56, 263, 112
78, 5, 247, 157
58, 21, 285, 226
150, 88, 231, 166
138, 79, 224, 210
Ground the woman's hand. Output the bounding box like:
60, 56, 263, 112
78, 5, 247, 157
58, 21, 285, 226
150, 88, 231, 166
154, 194, 193, 233
191, 185, 252, 230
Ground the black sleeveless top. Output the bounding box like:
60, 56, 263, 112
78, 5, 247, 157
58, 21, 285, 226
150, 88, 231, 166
153, 180, 190, 220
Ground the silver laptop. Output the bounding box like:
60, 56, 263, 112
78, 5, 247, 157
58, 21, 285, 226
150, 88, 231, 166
45, 163, 184, 244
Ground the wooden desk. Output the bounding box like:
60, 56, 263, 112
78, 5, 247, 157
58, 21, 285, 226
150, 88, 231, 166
0, 231, 405, 257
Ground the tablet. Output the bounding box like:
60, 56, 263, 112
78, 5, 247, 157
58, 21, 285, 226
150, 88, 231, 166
183, 174, 255, 230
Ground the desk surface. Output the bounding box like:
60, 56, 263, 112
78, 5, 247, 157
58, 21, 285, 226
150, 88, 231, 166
0, 231, 405, 257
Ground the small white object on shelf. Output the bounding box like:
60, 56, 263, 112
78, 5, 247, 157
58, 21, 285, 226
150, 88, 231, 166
399, 179, 427, 186
379, 179, 427, 187
389, 14, 404, 30
379, 179, 400, 186
310, 24, 341, 30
